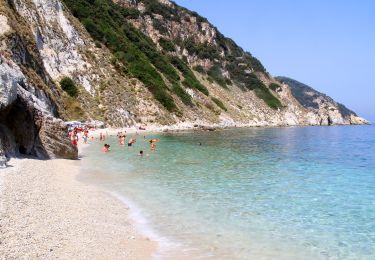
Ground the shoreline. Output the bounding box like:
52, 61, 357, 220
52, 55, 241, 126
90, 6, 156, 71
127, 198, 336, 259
87, 120, 372, 139
0, 158, 156, 258
77, 131, 195, 259
76, 137, 211, 259
1, 124, 373, 258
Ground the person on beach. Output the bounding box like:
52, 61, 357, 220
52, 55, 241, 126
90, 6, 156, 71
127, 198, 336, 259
102, 144, 110, 152
82, 134, 88, 144
70, 130, 78, 146
83, 129, 89, 144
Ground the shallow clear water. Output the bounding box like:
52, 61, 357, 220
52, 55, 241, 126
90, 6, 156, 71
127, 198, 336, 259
81, 126, 375, 259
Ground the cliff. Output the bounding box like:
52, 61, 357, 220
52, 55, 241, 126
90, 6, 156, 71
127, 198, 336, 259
276, 77, 368, 125
0, 0, 368, 159
0, 0, 77, 159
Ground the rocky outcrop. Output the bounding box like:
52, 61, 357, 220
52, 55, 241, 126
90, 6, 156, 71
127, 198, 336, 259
12, 0, 94, 93
276, 76, 369, 125
0, 3, 77, 159
0, 58, 77, 159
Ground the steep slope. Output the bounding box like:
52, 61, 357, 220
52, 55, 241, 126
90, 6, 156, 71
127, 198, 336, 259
61, 0, 366, 126
0, 0, 368, 159
276, 77, 368, 125
7, 0, 167, 127
0, 1, 77, 159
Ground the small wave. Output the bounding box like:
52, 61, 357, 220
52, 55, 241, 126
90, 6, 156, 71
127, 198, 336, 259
109, 191, 190, 259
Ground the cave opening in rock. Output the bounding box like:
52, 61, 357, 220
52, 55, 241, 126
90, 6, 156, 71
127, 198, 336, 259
0, 97, 46, 157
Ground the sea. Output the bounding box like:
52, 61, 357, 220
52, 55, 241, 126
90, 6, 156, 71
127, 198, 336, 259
80, 125, 375, 259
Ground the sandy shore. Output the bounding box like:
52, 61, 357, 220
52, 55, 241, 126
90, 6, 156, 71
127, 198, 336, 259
0, 158, 156, 259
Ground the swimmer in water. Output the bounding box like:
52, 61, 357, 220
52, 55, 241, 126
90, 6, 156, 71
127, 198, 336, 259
128, 138, 136, 147
149, 139, 160, 151
102, 144, 110, 152
118, 132, 125, 145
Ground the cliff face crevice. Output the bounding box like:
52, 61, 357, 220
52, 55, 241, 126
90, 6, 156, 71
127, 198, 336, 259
0, 2, 78, 159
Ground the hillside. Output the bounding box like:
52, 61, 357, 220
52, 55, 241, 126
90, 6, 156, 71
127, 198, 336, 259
275, 77, 363, 125
0, 0, 368, 158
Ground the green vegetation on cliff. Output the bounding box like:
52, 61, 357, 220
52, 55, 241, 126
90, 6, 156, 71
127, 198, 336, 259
141, 0, 280, 108
169, 56, 209, 95
211, 97, 227, 111
60, 77, 78, 97
63, 0, 282, 111
269, 83, 281, 91
63, 0, 179, 111
246, 74, 282, 109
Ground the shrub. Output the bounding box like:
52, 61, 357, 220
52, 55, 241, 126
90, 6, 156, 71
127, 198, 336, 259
182, 38, 221, 60
172, 83, 193, 106
244, 52, 266, 73
60, 77, 78, 97
254, 87, 283, 109
269, 83, 281, 91
208, 65, 227, 88
241, 73, 283, 109
153, 19, 169, 35
193, 65, 205, 74
159, 38, 175, 52
170, 56, 209, 95
211, 97, 227, 111
144, 0, 179, 21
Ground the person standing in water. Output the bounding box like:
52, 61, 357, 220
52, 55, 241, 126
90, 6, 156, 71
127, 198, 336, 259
83, 129, 89, 144
120, 135, 125, 145
149, 139, 160, 151
117, 132, 126, 145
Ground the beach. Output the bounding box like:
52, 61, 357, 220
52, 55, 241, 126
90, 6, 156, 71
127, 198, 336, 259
0, 158, 156, 259
1, 125, 374, 259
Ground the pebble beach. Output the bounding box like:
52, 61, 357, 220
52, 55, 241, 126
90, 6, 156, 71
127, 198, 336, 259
0, 158, 156, 259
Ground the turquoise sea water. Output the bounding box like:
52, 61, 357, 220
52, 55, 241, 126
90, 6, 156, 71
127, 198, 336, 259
80, 126, 375, 259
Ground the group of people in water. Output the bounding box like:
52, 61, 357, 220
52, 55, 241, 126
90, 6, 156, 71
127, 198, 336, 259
69, 127, 91, 146
100, 130, 160, 156
68, 125, 161, 157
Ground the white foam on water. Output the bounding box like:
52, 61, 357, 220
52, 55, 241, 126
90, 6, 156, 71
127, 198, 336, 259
110, 191, 205, 260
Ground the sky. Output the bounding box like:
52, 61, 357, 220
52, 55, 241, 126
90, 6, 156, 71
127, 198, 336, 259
174, 0, 375, 121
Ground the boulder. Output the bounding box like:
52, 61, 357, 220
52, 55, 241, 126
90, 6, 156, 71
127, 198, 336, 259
200, 125, 216, 131
39, 117, 78, 160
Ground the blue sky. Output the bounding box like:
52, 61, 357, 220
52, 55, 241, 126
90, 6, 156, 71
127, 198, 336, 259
174, 0, 375, 121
